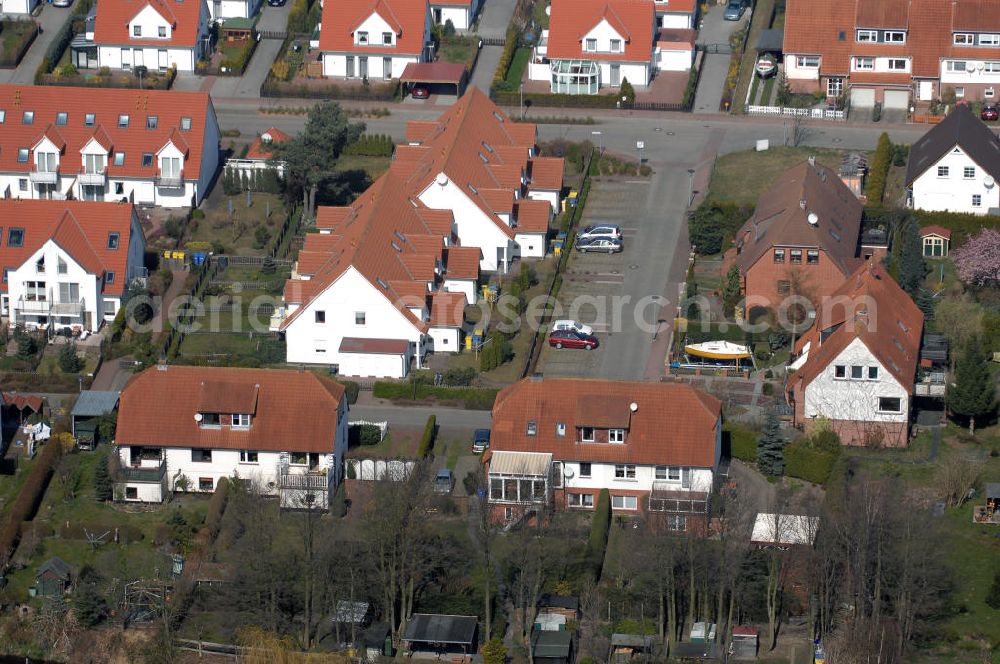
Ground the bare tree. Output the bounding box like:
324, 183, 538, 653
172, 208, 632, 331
935, 452, 981, 508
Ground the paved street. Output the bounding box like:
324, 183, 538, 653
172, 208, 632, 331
692, 4, 748, 113
0, 5, 73, 85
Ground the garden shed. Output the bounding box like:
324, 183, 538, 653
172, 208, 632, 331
71, 390, 120, 449
532, 629, 574, 664
402, 613, 478, 656
221, 17, 255, 42
33, 557, 73, 599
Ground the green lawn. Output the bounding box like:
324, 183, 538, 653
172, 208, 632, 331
505, 47, 531, 86
707, 147, 859, 205
336, 154, 391, 180
188, 192, 287, 255
439, 37, 477, 66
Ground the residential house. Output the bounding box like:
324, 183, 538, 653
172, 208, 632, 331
430, 0, 481, 30
274, 89, 563, 377
0, 200, 146, 332
905, 104, 1000, 215
0, 85, 221, 208
528, 0, 693, 95
733, 159, 867, 314
89, 0, 212, 72
654, 0, 695, 29
319, 0, 432, 80
225, 126, 289, 180
920, 225, 951, 257
0, 0, 39, 15
783, 0, 1000, 108
787, 261, 924, 447
208, 0, 262, 22
114, 366, 349, 508
487, 377, 722, 531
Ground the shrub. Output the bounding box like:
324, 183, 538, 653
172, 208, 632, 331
442, 367, 476, 386
619, 78, 635, 106
94, 455, 112, 502
479, 333, 513, 372
57, 62, 78, 77
986, 569, 1000, 610
74, 582, 108, 627
58, 342, 84, 373
587, 489, 611, 579
0, 440, 63, 570
687, 202, 754, 255
338, 379, 360, 404
372, 382, 498, 409
491, 25, 522, 91
204, 477, 230, 540
726, 423, 758, 462
418, 415, 437, 457
784, 434, 841, 485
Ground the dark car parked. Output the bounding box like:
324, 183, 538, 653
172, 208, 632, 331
548, 329, 599, 350
983, 104, 999, 121
576, 237, 623, 254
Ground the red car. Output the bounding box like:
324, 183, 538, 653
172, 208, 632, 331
548, 329, 599, 350
982, 104, 999, 121
411, 86, 430, 99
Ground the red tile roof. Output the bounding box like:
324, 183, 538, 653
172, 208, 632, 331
93, 0, 206, 48
0, 85, 214, 181
320, 0, 429, 55
791, 261, 924, 392
339, 337, 410, 354
528, 157, 564, 191
444, 245, 481, 280
491, 378, 721, 468
784, 0, 1000, 79
919, 224, 952, 239
429, 290, 467, 327
117, 366, 346, 453
547, 0, 654, 62
0, 199, 138, 295
515, 198, 551, 233
246, 127, 290, 161
656, 27, 696, 47
656, 0, 694, 13
0, 393, 43, 412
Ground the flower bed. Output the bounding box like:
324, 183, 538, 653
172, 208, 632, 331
38, 67, 176, 90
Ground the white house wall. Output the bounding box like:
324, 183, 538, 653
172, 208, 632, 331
442, 278, 477, 304
337, 351, 409, 377
657, 47, 693, 72
210, 0, 262, 21
911, 146, 1000, 215
428, 325, 460, 352
7, 241, 101, 330
514, 232, 546, 258
284, 266, 424, 372
802, 336, 909, 424
1, 0, 38, 14
527, 189, 559, 212
784, 54, 821, 81
417, 176, 512, 272
657, 12, 692, 29
560, 461, 714, 495
434, 5, 471, 30
322, 52, 420, 78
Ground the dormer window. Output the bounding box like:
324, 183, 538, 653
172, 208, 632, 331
527, 421, 537, 436
55, 112, 68, 126
954, 33, 974, 45
884, 30, 905, 43
158, 26, 166, 37
382, 31, 392, 44
147, 116, 158, 130
358, 31, 369, 44
22, 111, 33, 125
232, 413, 250, 428
199, 413, 220, 426
856, 29, 877, 42
580, 427, 594, 442
118, 115, 129, 128
609, 428, 624, 443
107, 232, 120, 249
85, 113, 95, 126
133, 25, 142, 37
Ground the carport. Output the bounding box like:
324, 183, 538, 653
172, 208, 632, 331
71, 390, 120, 450
400, 62, 467, 97
755, 28, 783, 54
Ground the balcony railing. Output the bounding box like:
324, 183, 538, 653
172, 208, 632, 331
51, 298, 85, 317
78, 169, 107, 186
29, 168, 59, 184
14, 298, 51, 314
278, 472, 330, 491
155, 174, 184, 188
118, 461, 167, 483
648, 485, 709, 514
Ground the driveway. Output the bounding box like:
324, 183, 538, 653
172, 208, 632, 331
467, 0, 519, 91
0, 5, 73, 85
692, 4, 749, 113
210, 1, 291, 99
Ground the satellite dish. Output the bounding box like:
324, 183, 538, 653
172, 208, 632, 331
193, 413, 203, 422
986, 175, 995, 189
261, 132, 273, 144
629, 402, 639, 412
807, 212, 819, 226
545, 5, 550, 14
563, 467, 575, 478
436, 173, 449, 186
977, 61, 985, 71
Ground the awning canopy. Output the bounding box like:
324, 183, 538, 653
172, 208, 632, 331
489, 450, 552, 476
400, 62, 467, 86
756, 28, 784, 53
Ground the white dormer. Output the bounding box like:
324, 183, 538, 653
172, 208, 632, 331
354, 11, 398, 47
130, 3, 174, 40
581, 18, 627, 54
31, 135, 61, 178
155, 140, 185, 186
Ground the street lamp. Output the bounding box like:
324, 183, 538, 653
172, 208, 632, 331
591, 130, 603, 154
687, 168, 696, 205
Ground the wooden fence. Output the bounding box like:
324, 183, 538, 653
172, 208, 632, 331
745, 105, 847, 120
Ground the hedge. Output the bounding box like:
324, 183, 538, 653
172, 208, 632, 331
784, 439, 840, 485
261, 77, 399, 100
418, 415, 437, 458
338, 380, 360, 405
0, 440, 64, 570
343, 133, 395, 157
204, 477, 230, 541
865, 206, 1000, 249
372, 382, 498, 410
491, 24, 521, 91
587, 489, 611, 579
866, 133, 892, 205
726, 423, 758, 462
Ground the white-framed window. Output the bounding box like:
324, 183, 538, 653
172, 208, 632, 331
877, 397, 902, 413
382, 31, 392, 45
986, 63, 1000, 73
981, 34, 1000, 46
579, 462, 592, 478
614, 464, 636, 479
239, 450, 258, 463
834, 364, 846, 379
158, 26, 166, 38
18, 178, 27, 192
773, 248, 785, 263
609, 428, 624, 443
133, 25, 142, 37
807, 250, 820, 264
851, 365, 864, 379
955, 87, 966, 98
856, 29, 877, 42
581, 426, 594, 442
357, 31, 369, 44
568, 493, 594, 508
290, 452, 308, 465
668, 466, 681, 481
827, 77, 844, 97
192, 449, 212, 463
355, 311, 366, 325
612, 495, 638, 510
610, 39, 621, 52
655, 465, 667, 480
937, 166, 949, 177
964, 166, 976, 179
314, 339, 326, 354
668, 515, 687, 531
887, 58, 908, 71
973, 194, 983, 207
854, 57, 875, 71
947, 60, 967, 72
954, 33, 974, 45
231, 413, 250, 428
585, 38, 597, 51
796, 56, 820, 68
884, 31, 905, 43
346, 56, 355, 78
868, 366, 879, 380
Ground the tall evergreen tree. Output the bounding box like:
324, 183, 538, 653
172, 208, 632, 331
74, 582, 108, 627
895, 218, 926, 296
948, 342, 996, 435
94, 455, 113, 503
757, 409, 786, 476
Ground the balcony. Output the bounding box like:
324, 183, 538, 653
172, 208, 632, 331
648, 484, 709, 514
278, 472, 330, 491
79, 169, 107, 186
119, 461, 167, 483
14, 297, 51, 314
29, 167, 59, 185
155, 174, 184, 189
51, 299, 85, 317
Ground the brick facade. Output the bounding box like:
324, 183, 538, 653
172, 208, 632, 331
743, 248, 857, 313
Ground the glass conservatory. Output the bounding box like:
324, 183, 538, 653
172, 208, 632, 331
550, 59, 600, 95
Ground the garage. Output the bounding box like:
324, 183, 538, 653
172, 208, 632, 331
850, 87, 876, 108
883, 89, 910, 109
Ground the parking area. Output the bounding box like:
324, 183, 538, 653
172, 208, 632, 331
537, 180, 648, 378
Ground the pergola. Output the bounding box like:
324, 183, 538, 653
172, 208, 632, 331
487, 451, 552, 505
400, 62, 467, 96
